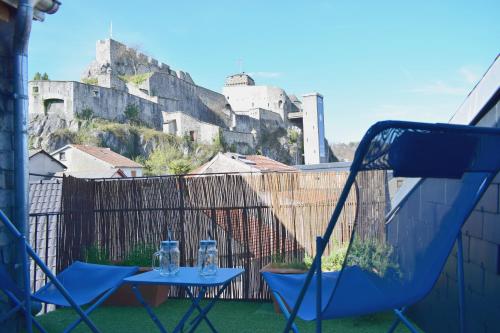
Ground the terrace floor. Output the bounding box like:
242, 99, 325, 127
35, 299, 421, 332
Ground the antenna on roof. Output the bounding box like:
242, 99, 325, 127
236, 58, 244, 73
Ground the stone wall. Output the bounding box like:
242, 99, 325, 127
223, 85, 292, 122
163, 111, 221, 144
409, 57, 500, 333
29, 81, 163, 130
147, 72, 231, 128
222, 129, 255, 150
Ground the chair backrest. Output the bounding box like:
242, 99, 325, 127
320, 121, 500, 318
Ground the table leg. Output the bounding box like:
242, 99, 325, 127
185, 288, 218, 333
131, 285, 169, 333
172, 287, 207, 333
187, 282, 231, 333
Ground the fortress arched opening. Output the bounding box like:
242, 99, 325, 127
43, 98, 64, 115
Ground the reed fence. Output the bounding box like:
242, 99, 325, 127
58, 170, 388, 300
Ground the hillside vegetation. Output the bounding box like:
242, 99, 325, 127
30, 117, 224, 175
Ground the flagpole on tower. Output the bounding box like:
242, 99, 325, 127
110, 21, 113, 38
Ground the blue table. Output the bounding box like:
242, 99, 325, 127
124, 267, 244, 333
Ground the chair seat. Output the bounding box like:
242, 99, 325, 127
263, 266, 406, 321
33, 261, 138, 306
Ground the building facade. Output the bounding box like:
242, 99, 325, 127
51, 144, 143, 178
29, 149, 66, 181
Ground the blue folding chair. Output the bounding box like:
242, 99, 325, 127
262, 121, 500, 333
0, 210, 138, 333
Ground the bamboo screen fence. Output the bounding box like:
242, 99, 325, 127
59, 170, 388, 301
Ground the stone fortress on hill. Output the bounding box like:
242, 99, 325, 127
29, 38, 328, 164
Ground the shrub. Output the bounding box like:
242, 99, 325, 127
287, 128, 300, 144
77, 108, 94, 121
84, 243, 157, 267
269, 254, 308, 270
144, 145, 183, 175
84, 245, 111, 265
124, 103, 140, 124
304, 243, 348, 272
347, 238, 400, 278
82, 77, 98, 85
119, 72, 152, 85
167, 159, 192, 175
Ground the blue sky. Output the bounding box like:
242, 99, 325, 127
29, 1, 499, 143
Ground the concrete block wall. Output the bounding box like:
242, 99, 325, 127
409, 97, 500, 332
0, 4, 15, 252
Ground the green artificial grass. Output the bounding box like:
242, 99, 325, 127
33, 299, 421, 333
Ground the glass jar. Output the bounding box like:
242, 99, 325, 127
152, 240, 180, 276
197, 240, 218, 276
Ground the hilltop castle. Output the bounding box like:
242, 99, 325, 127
29, 39, 327, 164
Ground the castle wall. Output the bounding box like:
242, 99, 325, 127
29, 81, 163, 130
223, 85, 292, 122
96, 39, 171, 76
221, 129, 255, 149
163, 111, 221, 144
72, 82, 162, 129
29, 81, 75, 119
148, 72, 231, 128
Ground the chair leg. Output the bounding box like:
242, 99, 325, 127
316, 236, 323, 333
0, 291, 48, 333
386, 307, 404, 333
393, 308, 419, 333
457, 231, 466, 333
273, 292, 300, 333
62, 284, 122, 333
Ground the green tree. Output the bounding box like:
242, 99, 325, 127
124, 103, 140, 124
33, 72, 42, 80
41, 72, 49, 80
144, 146, 183, 175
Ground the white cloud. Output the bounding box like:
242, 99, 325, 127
458, 66, 480, 84
407, 81, 468, 96
247, 71, 283, 79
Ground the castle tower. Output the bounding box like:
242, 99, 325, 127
302, 93, 326, 164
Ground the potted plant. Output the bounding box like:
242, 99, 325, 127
260, 254, 309, 314
84, 244, 169, 307
262, 245, 348, 314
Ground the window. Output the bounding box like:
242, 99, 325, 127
131, 170, 137, 177
59, 152, 66, 161
189, 131, 196, 141
32, 86, 39, 93
92, 90, 100, 98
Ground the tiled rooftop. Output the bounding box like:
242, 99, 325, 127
72, 145, 143, 168
29, 180, 62, 214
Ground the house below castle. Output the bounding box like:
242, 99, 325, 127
29, 38, 327, 164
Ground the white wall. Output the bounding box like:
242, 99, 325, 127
29, 153, 65, 181
52, 146, 108, 173
163, 111, 221, 144
223, 85, 290, 121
